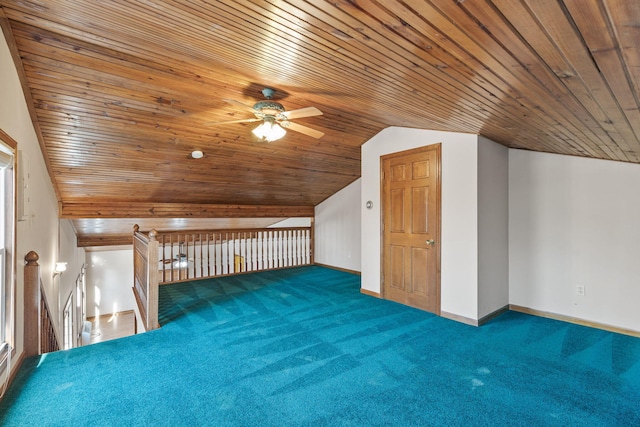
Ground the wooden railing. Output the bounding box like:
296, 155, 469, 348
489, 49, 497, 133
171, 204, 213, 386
132, 225, 313, 331
24, 251, 61, 356
157, 227, 314, 283
40, 290, 60, 354
132, 226, 159, 332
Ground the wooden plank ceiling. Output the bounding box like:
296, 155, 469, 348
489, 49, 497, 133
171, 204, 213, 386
1, 0, 639, 245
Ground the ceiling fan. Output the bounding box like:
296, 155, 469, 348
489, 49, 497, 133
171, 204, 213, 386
211, 88, 324, 142
161, 243, 193, 268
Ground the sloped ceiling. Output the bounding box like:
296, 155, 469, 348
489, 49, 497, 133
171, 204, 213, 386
1, 1, 639, 243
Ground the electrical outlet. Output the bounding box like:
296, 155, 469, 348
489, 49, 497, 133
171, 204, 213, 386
576, 285, 585, 296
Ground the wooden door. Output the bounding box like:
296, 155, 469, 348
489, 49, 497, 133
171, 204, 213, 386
382, 144, 441, 314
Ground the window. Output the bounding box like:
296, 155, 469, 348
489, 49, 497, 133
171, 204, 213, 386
0, 173, 5, 342
0, 131, 16, 354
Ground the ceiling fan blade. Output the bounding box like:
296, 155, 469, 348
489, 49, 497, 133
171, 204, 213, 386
281, 106, 323, 120
205, 118, 262, 125
282, 121, 324, 138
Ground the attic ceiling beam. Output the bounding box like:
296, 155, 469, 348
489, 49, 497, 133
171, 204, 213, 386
60, 202, 315, 219
77, 234, 131, 248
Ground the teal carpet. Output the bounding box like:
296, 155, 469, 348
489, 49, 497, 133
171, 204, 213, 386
1, 266, 639, 426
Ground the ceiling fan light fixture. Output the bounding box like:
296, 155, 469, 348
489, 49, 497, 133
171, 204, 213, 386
252, 118, 286, 142
173, 254, 189, 268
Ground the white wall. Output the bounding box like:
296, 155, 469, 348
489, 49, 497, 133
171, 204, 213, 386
509, 149, 640, 331
269, 218, 312, 227
1, 29, 81, 360
86, 249, 135, 318
361, 127, 480, 319
314, 179, 361, 272
57, 219, 87, 339
477, 137, 509, 318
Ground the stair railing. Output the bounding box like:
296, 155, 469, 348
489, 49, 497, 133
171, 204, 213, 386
132, 226, 159, 332
132, 224, 314, 331
24, 251, 61, 356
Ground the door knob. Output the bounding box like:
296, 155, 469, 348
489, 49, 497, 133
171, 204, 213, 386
426, 239, 435, 246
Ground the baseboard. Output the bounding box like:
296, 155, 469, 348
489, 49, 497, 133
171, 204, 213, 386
360, 288, 381, 298
0, 349, 25, 398
8, 351, 25, 389
88, 309, 135, 322
478, 305, 510, 326
313, 263, 361, 276
509, 305, 640, 338
441, 311, 479, 327
440, 306, 509, 327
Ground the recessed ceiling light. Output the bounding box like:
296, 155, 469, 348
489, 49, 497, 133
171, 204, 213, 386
191, 150, 204, 159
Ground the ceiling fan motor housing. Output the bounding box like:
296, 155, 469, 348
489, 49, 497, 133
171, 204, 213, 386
261, 87, 276, 99
253, 100, 286, 118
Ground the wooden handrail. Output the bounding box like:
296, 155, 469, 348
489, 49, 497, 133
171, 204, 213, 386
24, 251, 61, 356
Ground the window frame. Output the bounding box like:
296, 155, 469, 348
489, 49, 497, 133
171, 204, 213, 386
0, 129, 17, 356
